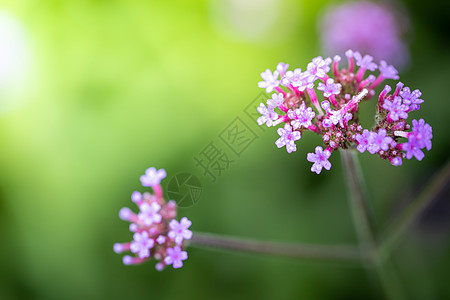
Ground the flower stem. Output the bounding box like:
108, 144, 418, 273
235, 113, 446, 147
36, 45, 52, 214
190, 231, 364, 263
378, 160, 450, 260
340, 150, 378, 249
340, 149, 405, 300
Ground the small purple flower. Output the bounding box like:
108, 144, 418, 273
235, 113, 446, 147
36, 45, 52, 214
298, 75, 315, 91
257, 103, 278, 127
403, 135, 425, 161
341, 113, 353, 127
322, 119, 333, 128
379, 60, 399, 80
168, 217, 193, 245
164, 246, 188, 269
276, 62, 289, 76
258, 69, 280, 93
138, 202, 162, 226
156, 235, 166, 244
383, 96, 408, 121
129, 223, 139, 232
329, 110, 342, 126
306, 56, 332, 81
400, 87, 423, 111
275, 124, 301, 153
326, 110, 352, 128
354, 52, 378, 71
287, 102, 315, 129
411, 119, 432, 150
140, 167, 167, 187
381, 84, 392, 97
282, 69, 312, 91
119, 207, 134, 221
281, 68, 302, 86
307, 146, 332, 174
131, 191, 142, 203
367, 129, 393, 154
267, 93, 284, 109
390, 157, 403, 166
122, 255, 144, 266
355, 129, 374, 153
345, 49, 354, 59
317, 78, 342, 98
321, 100, 331, 113
113, 243, 130, 254
130, 231, 155, 259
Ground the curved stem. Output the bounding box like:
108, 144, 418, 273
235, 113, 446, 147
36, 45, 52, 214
190, 231, 365, 263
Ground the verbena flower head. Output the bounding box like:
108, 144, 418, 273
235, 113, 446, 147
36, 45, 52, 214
319, 1, 410, 69
256, 50, 432, 174
114, 167, 192, 270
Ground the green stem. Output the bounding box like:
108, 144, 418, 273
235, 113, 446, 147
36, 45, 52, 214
340, 149, 405, 300
378, 160, 450, 260
190, 231, 364, 263
340, 150, 377, 249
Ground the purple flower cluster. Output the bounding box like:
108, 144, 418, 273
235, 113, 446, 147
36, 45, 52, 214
114, 167, 192, 270
318, 1, 410, 69
256, 50, 432, 174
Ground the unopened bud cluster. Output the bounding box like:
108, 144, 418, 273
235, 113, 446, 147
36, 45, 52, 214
257, 50, 432, 174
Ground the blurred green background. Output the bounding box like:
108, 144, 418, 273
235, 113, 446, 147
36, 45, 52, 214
0, 0, 448, 299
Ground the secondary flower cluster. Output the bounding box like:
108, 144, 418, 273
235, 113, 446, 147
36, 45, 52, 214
114, 167, 193, 270
257, 50, 432, 174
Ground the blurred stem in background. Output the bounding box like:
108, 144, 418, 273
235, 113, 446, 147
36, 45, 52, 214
379, 159, 450, 260
190, 151, 449, 300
